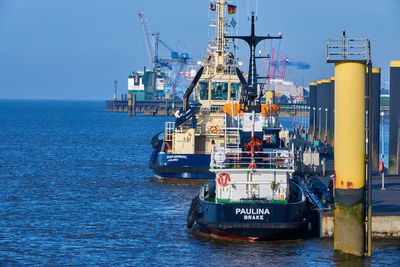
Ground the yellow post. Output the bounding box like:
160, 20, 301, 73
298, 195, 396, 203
128, 93, 135, 116
334, 62, 366, 256
265, 90, 274, 104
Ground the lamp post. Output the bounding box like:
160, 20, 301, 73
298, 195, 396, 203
313, 107, 316, 140
302, 106, 305, 132
318, 107, 322, 140
325, 108, 328, 143
292, 105, 295, 130
300, 106, 303, 133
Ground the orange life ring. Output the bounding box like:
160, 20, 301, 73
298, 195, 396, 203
209, 126, 218, 134
217, 173, 230, 187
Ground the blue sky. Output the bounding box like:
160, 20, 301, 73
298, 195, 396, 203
0, 0, 399, 100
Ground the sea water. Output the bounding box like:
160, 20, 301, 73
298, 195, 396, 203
1, 100, 399, 266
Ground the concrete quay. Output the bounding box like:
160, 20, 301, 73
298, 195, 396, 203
312, 174, 400, 238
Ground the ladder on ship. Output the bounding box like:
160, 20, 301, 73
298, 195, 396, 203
164, 122, 175, 142
224, 127, 240, 154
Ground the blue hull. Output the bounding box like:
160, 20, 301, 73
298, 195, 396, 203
149, 140, 214, 180
187, 181, 313, 240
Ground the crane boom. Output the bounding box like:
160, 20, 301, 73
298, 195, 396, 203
138, 12, 155, 69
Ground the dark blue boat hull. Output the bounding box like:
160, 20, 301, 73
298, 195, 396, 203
190, 181, 312, 240
149, 140, 214, 180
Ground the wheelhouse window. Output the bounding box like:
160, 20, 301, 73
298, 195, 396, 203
230, 83, 240, 100
211, 82, 228, 100
199, 81, 209, 100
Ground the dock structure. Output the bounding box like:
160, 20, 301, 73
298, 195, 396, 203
389, 61, 400, 175
368, 68, 381, 173
297, 153, 400, 238
306, 171, 400, 238
105, 94, 128, 112
328, 77, 335, 145
309, 82, 317, 136
105, 99, 306, 117
308, 79, 335, 146
105, 99, 183, 115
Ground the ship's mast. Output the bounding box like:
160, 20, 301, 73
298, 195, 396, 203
226, 12, 282, 107
215, 0, 226, 68
205, 0, 230, 75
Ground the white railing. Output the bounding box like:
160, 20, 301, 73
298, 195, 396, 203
211, 148, 295, 170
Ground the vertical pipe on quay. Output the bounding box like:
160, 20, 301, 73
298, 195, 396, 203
309, 82, 317, 135
389, 61, 400, 174
320, 79, 331, 142
329, 77, 335, 146
366, 68, 381, 173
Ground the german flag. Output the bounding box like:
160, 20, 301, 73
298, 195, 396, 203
228, 4, 236, 14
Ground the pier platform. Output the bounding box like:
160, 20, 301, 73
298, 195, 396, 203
105, 100, 182, 115
310, 173, 400, 238
105, 100, 309, 116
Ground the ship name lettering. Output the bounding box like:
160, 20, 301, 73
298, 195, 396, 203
235, 208, 270, 215
244, 215, 264, 220
166, 155, 188, 159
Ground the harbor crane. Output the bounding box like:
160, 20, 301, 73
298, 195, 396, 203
138, 12, 190, 70
138, 12, 198, 97
267, 47, 310, 82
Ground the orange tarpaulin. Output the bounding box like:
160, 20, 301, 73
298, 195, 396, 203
261, 104, 280, 115
223, 103, 280, 117
222, 103, 244, 117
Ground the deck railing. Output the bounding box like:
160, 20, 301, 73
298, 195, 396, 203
210, 149, 295, 170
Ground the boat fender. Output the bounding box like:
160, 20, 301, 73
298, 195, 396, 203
187, 195, 200, 229
162, 142, 171, 152
278, 187, 285, 200
379, 160, 384, 174
209, 126, 218, 134
271, 181, 276, 190
217, 173, 231, 187
151, 132, 162, 148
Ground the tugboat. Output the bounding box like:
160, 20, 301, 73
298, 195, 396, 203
187, 13, 311, 240
149, 0, 242, 181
